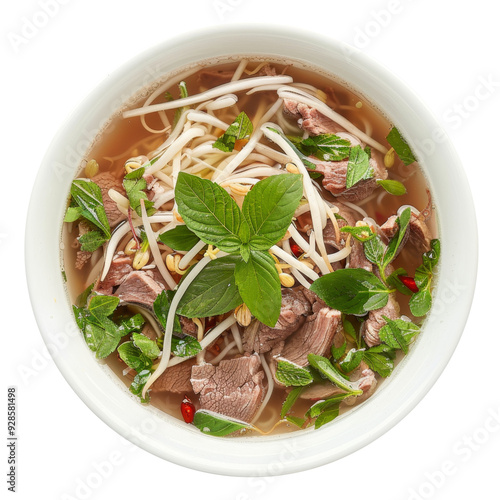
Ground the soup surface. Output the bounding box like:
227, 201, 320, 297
63, 58, 439, 436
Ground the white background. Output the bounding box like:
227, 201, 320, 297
2, 1, 499, 499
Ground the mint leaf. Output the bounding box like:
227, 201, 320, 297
422, 238, 441, 272
242, 173, 303, 246
409, 288, 432, 316
70, 179, 111, 238
379, 317, 420, 354
75, 283, 94, 308
79, 230, 108, 252
173, 81, 189, 127
310, 268, 390, 315
339, 348, 364, 373
306, 393, 352, 419
132, 332, 160, 359
118, 314, 145, 335
123, 167, 156, 217
307, 354, 362, 394
130, 369, 151, 403
377, 179, 407, 196
82, 322, 105, 352
158, 225, 200, 251
340, 225, 376, 242
275, 360, 314, 387
382, 207, 411, 270
363, 236, 385, 266
213, 111, 253, 152
192, 410, 251, 436
386, 127, 416, 165
171, 335, 202, 357
280, 386, 303, 418
267, 128, 317, 169
177, 256, 243, 318
331, 339, 347, 362
88, 295, 120, 321
175, 172, 242, 253
314, 407, 340, 429
234, 251, 281, 327
345, 145, 373, 189
285, 415, 307, 428
118, 341, 154, 371
294, 133, 351, 161
153, 290, 182, 334
64, 206, 83, 222
363, 344, 395, 377
387, 268, 413, 296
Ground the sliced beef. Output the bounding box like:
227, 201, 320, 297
380, 212, 431, 254
191, 354, 265, 423
301, 288, 327, 321
272, 307, 341, 369
113, 270, 165, 308
343, 361, 378, 405
92, 172, 127, 227
361, 293, 400, 347
151, 359, 196, 394
95, 255, 133, 295
283, 100, 346, 136
180, 316, 198, 337
242, 288, 312, 354
313, 150, 387, 202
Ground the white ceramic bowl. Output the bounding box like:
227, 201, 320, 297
26, 25, 477, 476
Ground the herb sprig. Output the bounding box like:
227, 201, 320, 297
213, 112, 253, 152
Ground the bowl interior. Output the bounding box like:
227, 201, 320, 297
25, 25, 477, 476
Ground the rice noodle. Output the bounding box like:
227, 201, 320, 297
287, 226, 330, 275
231, 59, 248, 81
139, 200, 177, 290
230, 323, 243, 354
206, 95, 238, 111
178, 239, 205, 270
124, 75, 293, 118
277, 88, 388, 154
186, 110, 229, 130
251, 354, 274, 424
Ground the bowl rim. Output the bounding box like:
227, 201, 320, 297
25, 24, 478, 476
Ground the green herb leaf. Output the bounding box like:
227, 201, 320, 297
234, 251, 281, 327
173, 81, 189, 127
118, 341, 153, 371
158, 225, 200, 251
363, 344, 395, 377
129, 369, 151, 403
314, 407, 340, 429
177, 256, 243, 318
345, 145, 373, 189
192, 410, 251, 436
377, 179, 407, 196
387, 268, 413, 296
379, 317, 420, 354
285, 415, 306, 428
213, 111, 253, 152
153, 290, 182, 333
132, 333, 160, 359
276, 359, 314, 387
310, 268, 390, 315
123, 167, 156, 217
64, 206, 83, 222
175, 172, 242, 253
306, 393, 352, 418
307, 354, 362, 394
267, 128, 317, 169
339, 348, 364, 373
409, 288, 432, 317
88, 295, 120, 321
331, 339, 347, 362
386, 127, 416, 165
242, 173, 303, 246
363, 236, 385, 266
280, 387, 303, 418
342, 317, 358, 345
75, 284, 94, 308
82, 322, 105, 352
382, 207, 411, 270
292, 133, 351, 161
70, 180, 111, 238
171, 335, 202, 357
340, 225, 376, 242
118, 314, 145, 335
79, 230, 108, 252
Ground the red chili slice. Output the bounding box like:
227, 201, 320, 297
181, 395, 195, 424
290, 242, 302, 258
399, 275, 419, 293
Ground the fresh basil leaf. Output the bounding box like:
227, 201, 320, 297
297, 134, 351, 161
314, 407, 340, 429
234, 251, 281, 327
276, 359, 314, 387
377, 179, 407, 196
363, 344, 395, 377
88, 295, 120, 321
171, 335, 202, 357
213, 111, 253, 152
64, 206, 83, 222
70, 180, 111, 238
280, 387, 304, 418
345, 145, 373, 189
118, 341, 153, 371
242, 173, 303, 246
239, 243, 251, 262
386, 127, 416, 165
158, 225, 200, 251
363, 235, 385, 266
307, 354, 362, 394
123, 167, 156, 217
382, 207, 411, 270
153, 290, 182, 334
247, 235, 274, 251
310, 268, 390, 315
130, 369, 151, 403
177, 256, 243, 318
192, 410, 251, 436
79, 230, 108, 252
175, 172, 242, 253
409, 289, 432, 317
387, 268, 413, 296
340, 225, 376, 242
331, 339, 347, 362
340, 348, 364, 373
132, 333, 160, 359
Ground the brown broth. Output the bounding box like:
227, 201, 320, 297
63, 58, 437, 436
